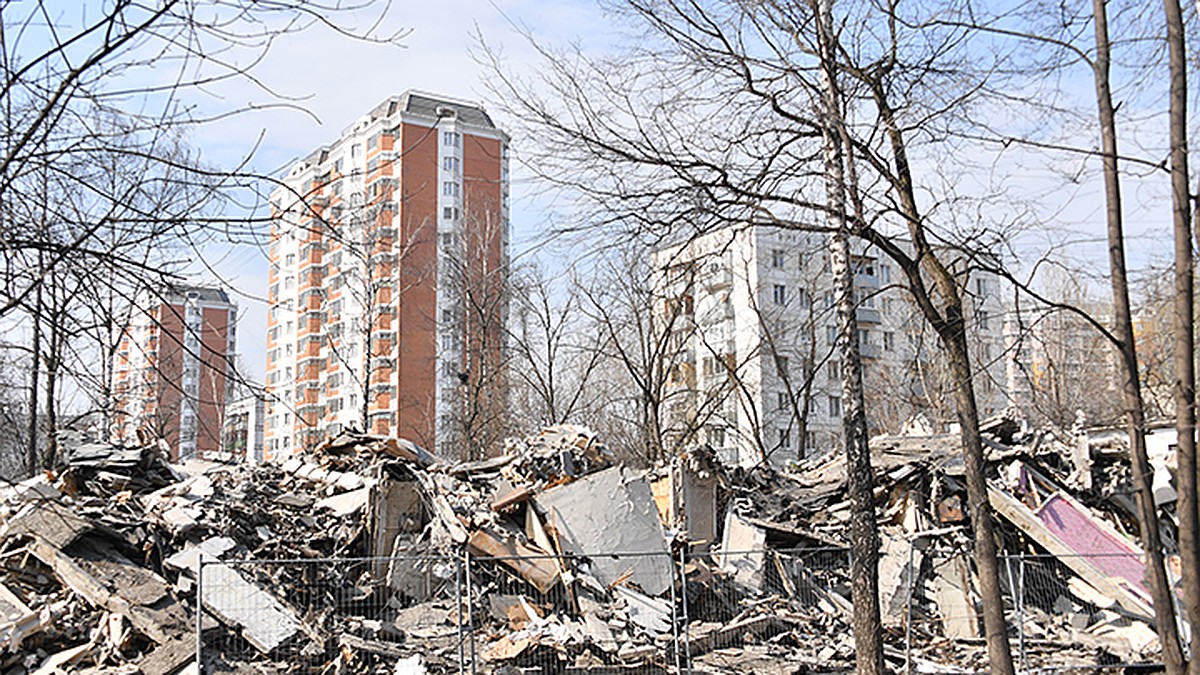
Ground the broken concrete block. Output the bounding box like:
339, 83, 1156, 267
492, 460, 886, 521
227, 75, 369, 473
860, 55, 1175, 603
537, 467, 672, 596
717, 510, 766, 591
201, 563, 303, 653
164, 536, 237, 572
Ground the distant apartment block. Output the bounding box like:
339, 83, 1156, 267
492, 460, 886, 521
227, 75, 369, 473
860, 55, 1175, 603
112, 285, 236, 460
223, 392, 265, 463
654, 225, 1005, 468
265, 92, 509, 460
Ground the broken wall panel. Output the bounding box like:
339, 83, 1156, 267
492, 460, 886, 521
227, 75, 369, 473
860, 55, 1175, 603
536, 466, 673, 596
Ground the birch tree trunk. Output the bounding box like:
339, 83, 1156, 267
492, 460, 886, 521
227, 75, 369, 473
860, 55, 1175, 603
1092, 1, 1185, 670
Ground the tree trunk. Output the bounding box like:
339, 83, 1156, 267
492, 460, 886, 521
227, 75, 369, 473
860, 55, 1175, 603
25, 282, 41, 476
1163, 0, 1199, 668
1092, 1, 1186, 670
813, 0, 883, 671
868, 76, 1016, 675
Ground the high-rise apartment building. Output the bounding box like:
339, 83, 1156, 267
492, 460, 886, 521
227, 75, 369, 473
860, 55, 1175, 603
653, 225, 1005, 468
265, 92, 509, 460
112, 285, 236, 460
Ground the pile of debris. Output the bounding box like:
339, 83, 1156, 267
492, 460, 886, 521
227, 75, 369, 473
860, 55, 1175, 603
0, 416, 1176, 673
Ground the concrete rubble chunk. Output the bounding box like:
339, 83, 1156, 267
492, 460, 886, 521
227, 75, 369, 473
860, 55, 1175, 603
201, 563, 303, 653
537, 466, 672, 596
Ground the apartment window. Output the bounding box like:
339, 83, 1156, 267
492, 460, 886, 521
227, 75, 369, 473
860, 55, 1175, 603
441, 232, 455, 247
824, 291, 835, 308
978, 310, 990, 330
707, 426, 726, 448
976, 278, 989, 296
771, 249, 786, 268
777, 392, 789, 411
285, 253, 296, 267
772, 284, 786, 305
367, 134, 378, 150
797, 289, 811, 309
702, 355, 719, 377
442, 156, 460, 172
329, 397, 343, 412
285, 321, 294, 334
443, 181, 459, 197
829, 395, 842, 417
367, 158, 378, 174
775, 355, 789, 377
827, 359, 842, 381
881, 264, 892, 283
826, 325, 838, 345
442, 206, 459, 220
883, 331, 895, 351
777, 427, 791, 449
351, 144, 361, 158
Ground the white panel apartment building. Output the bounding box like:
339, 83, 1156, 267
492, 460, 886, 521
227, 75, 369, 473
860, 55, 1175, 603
654, 224, 1005, 468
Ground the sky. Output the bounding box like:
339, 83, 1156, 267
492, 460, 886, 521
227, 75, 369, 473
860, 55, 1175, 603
24, 0, 1188, 396
158, 0, 614, 384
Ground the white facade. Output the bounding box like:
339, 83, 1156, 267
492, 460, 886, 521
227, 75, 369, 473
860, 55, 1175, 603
654, 225, 1006, 468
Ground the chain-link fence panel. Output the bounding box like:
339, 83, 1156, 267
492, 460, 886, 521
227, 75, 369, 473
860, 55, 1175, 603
197, 554, 467, 673
466, 549, 684, 674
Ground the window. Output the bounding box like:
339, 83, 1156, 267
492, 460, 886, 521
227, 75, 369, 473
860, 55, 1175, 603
976, 278, 989, 296
771, 249, 786, 268
777, 392, 789, 411
367, 158, 378, 173
978, 310, 990, 330
777, 427, 791, 449
707, 426, 726, 447
828, 396, 842, 417
441, 232, 455, 247
773, 284, 786, 305
827, 360, 841, 381
824, 291, 835, 308
826, 325, 838, 345
883, 331, 895, 351
442, 206, 459, 220
775, 355, 789, 377
702, 355, 719, 377
881, 264, 892, 283
442, 156, 460, 172
442, 130, 460, 146
443, 181, 459, 197
351, 144, 361, 158
367, 134, 378, 150
285, 253, 296, 267
797, 289, 811, 309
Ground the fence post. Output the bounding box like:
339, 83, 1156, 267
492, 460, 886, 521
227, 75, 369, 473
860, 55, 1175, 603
456, 554, 465, 675
465, 549, 476, 674
904, 544, 915, 675
668, 550, 682, 674
678, 546, 692, 673
1018, 555, 1027, 672
194, 553, 204, 674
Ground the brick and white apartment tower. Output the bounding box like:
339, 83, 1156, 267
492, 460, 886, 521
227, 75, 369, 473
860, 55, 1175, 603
112, 285, 236, 461
264, 92, 509, 460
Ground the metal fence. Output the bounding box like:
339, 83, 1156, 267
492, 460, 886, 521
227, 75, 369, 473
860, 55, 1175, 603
194, 548, 1163, 673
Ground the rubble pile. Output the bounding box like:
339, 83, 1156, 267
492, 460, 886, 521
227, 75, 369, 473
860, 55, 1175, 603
0, 415, 1180, 673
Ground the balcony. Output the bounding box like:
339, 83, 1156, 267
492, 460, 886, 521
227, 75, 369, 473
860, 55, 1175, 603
856, 307, 882, 325
702, 267, 733, 291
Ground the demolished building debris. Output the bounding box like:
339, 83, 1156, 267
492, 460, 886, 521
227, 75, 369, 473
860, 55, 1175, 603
0, 417, 1183, 673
